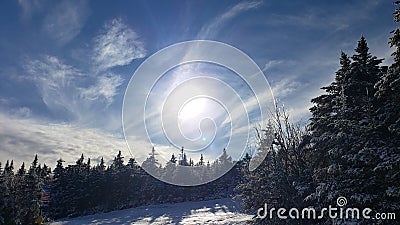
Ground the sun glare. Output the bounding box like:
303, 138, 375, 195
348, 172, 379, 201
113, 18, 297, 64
178, 97, 207, 121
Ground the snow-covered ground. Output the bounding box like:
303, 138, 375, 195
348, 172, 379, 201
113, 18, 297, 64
50, 198, 253, 225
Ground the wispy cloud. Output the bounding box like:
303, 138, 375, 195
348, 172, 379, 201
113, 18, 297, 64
25, 55, 83, 119
42, 0, 89, 44
0, 112, 127, 168
198, 0, 263, 38
81, 74, 123, 106
19, 17, 148, 135
24, 55, 123, 126
271, 78, 302, 99
263, 60, 286, 71
92, 18, 146, 72
263, 0, 384, 34
264, 12, 349, 32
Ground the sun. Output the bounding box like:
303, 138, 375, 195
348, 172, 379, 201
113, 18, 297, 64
178, 97, 208, 121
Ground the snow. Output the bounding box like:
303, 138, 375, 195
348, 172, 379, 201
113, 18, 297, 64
50, 198, 253, 225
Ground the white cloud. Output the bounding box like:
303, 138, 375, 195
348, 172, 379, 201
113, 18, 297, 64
264, 12, 349, 32
0, 112, 128, 169
81, 74, 123, 106
25, 55, 84, 119
263, 0, 384, 34
0, 97, 11, 106
92, 18, 146, 72
24, 55, 124, 127
14, 107, 32, 118
42, 0, 89, 44
198, 1, 263, 38
271, 78, 302, 99
263, 60, 285, 71
285, 103, 313, 123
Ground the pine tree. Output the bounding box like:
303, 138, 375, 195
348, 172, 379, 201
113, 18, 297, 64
178, 147, 189, 166
127, 158, 138, 169
2, 160, 16, 224
53, 159, 65, 179
308, 37, 388, 224
20, 155, 44, 224
172, 148, 196, 185
18, 162, 26, 176
40, 163, 51, 179
4, 160, 14, 174
344, 36, 383, 123
216, 148, 233, 176
0, 162, 5, 224
142, 147, 160, 176
372, 1, 400, 214
99, 157, 106, 171
111, 151, 124, 171
87, 158, 91, 170
375, 2, 400, 141
189, 158, 194, 167
76, 153, 84, 167
163, 155, 177, 181
199, 154, 204, 166
49, 158, 66, 218
336, 37, 384, 210
307, 52, 352, 208
32, 154, 38, 168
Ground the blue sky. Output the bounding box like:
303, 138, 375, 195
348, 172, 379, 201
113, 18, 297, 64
0, 0, 396, 168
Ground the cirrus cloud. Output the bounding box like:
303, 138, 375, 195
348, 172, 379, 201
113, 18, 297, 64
24, 55, 124, 125
0, 112, 127, 169
93, 18, 147, 72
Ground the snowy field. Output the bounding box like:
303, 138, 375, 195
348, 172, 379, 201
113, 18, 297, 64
50, 198, 253, 225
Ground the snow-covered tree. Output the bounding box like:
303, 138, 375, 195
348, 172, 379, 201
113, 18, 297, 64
142, 147, 160, 176
372, 1, 400, 214
237, 105, 310, 225
307, 36, 398, 224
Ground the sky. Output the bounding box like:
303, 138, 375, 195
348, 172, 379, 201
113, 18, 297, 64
0, 0, 397, 170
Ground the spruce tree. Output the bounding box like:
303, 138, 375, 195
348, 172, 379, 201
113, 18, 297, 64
307, 52, 352, 208
375, 2, 400, 141
372, 1, 400, 214
23, 156, 43, 224
199, 154, 204, 166
142, 147, 160, 176
99, 157, 106, 171
0, 162, 5, 224
163, 155, 177, 181
2, 160, 16, 224
111, 151, 124, 171
308, 37, 388, 224
49, 159, 66, 218
17, 162, 26, 176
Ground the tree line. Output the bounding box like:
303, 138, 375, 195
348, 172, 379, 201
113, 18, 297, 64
0, 147, 245, 224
